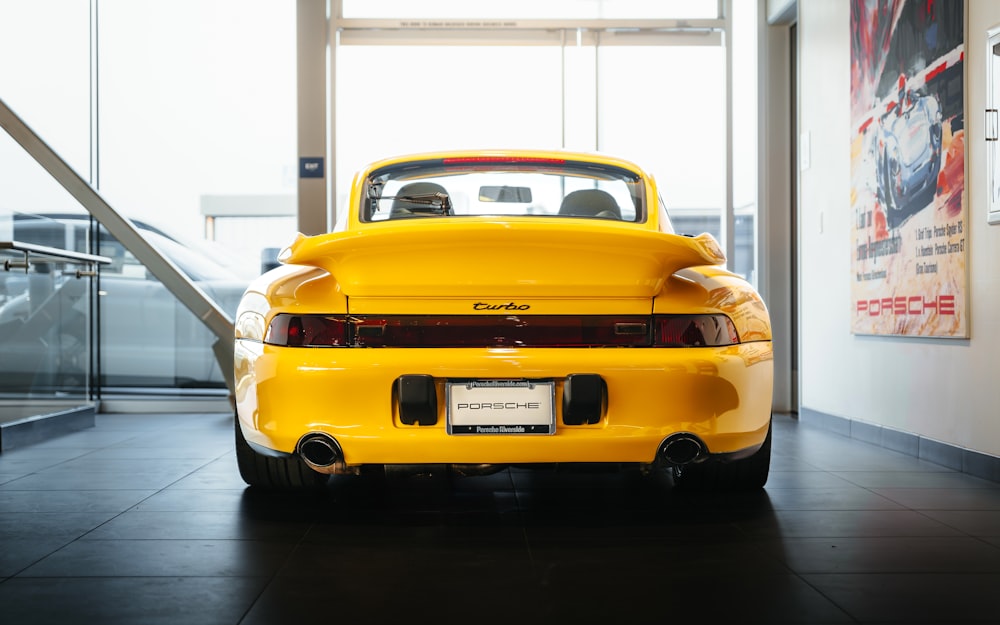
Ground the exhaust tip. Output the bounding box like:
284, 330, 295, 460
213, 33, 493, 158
659, 434, 705, 466
298, 433, 341, 469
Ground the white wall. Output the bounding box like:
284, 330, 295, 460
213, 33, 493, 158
798, 0, 1000, 458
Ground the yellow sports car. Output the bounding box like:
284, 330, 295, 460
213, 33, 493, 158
234, 150, 773, 491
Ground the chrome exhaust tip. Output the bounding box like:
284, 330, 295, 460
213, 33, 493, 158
659, 434, 706, 466
297, 433, 342, 470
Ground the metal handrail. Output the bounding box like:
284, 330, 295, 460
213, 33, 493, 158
1, 240, 112, 274
0, 97, 236, 395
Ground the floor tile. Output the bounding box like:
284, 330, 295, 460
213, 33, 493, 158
767, 536, 1000, 573
245, 570, 854, 625
164, 457, 249, 489
0, 489, 155, 513
241, 574, 543, 625
0, 411, 997, 624
804, 573, 1000, 623
0, 577, 269, 625
0, 468, 200, 491
765, 470, 858, 489
736, 509, 964, 538
19, 538, 294, 577
131, 488, 266, 512
919, 509, 1000, 537
763, 486, 905, 511
18, 430, 139, 450
34, 456, 212, 475
0, 512, 119, 576
832, 470, 998, 489
78, 444, 226, 460
81, 509, 312, 541
529, 536, 790, 575
532, 572, 855, 624
0, 447, 97, 469
871, 487, 1000, 510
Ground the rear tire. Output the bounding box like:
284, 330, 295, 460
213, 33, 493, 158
672, 418, 771, 491
234, 414, 329, 491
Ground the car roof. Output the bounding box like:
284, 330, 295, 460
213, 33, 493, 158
356, 149, 648, 178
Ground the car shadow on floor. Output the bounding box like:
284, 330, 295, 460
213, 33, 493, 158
233, 469, 825, 625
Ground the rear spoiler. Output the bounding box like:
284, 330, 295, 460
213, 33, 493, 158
278, 220, 726, 298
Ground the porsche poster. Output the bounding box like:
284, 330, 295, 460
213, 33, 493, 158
850, 0, 967, 337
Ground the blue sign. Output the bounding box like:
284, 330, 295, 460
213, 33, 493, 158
299, 157, 324, 178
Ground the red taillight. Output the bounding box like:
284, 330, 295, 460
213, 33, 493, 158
653, 315, 740, 347
265, 314, 348, 347
286, 316, 304, 346
351, 315, 649, 348
265, 313, 739, 348
265, 314, 649, 347
442, 156, 566, 165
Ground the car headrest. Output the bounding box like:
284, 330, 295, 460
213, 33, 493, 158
558, 189, 621, 219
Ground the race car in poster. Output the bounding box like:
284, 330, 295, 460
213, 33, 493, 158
233, 150, 774, 492
874, 88, 943, 229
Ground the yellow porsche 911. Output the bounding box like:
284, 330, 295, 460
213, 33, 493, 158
233, 150, 773, 491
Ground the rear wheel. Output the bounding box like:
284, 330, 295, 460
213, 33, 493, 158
672, 419, 771, 491
234, 415, 329, 491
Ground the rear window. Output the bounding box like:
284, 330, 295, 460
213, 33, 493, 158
361, 157, 645, 223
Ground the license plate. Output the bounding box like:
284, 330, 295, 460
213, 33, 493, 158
447, 379, 555, 435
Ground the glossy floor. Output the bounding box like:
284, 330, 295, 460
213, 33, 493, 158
0, 413, 998, 624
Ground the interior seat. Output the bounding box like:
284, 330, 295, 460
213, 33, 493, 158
557, 189, 622, 220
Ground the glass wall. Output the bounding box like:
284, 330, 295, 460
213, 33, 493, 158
0, 241, 97, 400
341, 0, 720, 20
335, 45, 564, 208
94, 0, 296, 392
0, 0, 96, 411
333, 1, 758, 283
597, 43, 726, 253
97, 0, 298, 277
0, 137, 101, 405
0, 1, 92, 208
1, 0, 759, 399
0, 0, 297, 395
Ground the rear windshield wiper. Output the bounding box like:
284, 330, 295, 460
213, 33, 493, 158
384, 192, 452, 216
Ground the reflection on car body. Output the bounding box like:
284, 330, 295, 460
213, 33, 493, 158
234, 150, 774, 493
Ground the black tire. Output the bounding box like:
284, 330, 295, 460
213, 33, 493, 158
672, 418, 772, 491
234, 415, 329, 491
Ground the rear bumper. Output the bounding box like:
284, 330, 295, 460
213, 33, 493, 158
235, 341, 773, 466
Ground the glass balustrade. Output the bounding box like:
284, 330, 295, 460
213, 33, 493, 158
0, 235, 107, 449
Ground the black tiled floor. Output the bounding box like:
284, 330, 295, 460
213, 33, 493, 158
1, 412, 998, 624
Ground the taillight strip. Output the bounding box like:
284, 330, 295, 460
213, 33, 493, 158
264, 313, 739, 348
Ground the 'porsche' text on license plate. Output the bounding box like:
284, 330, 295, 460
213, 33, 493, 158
447, 379, 555, 435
